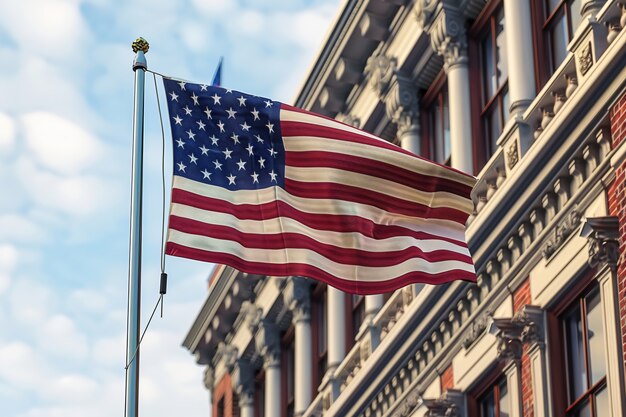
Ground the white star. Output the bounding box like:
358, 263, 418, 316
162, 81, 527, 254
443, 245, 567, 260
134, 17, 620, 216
177, 161, 187, 172
209, 135, 219, 145
186, 129, 196, 140
251, 108, 260, 120
204, 107, 212, 119
178, 81, 186, 90
189, 153, 198, 164
255, 134, 263, 143
227, 174, 237, 185
251, 172, 259, 184
197, 120, 206, 130
201, 169, 212, 180
237, 96, 247, 106
191, 92, 199, 105
226, 107, 237, 119
183, 106, 192, 116
269, 170, 277, 182
217, 121, 225, 132
266, 122, 274, 133
173, 115, 183, 125
240, 122, 250, 132
169, 91, 179, 102
258, 156, 266, 168
199, 145, 209, 155
223, 148, 233, 159
225, 88, 233, 94
268, 147, 277, 157
236, 159, 247, 171
246, 144, 254, 155
230, 133, 240, 144
200, 84, 208, 91
264, 100, 273, 108
176, 138, 185, 148
211, 93, 221, 104
213, 160, 223, 170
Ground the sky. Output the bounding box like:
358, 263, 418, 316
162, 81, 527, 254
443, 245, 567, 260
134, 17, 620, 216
0, 1, 339, 416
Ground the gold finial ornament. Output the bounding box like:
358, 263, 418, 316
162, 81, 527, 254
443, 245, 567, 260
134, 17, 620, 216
132, 37, 149, 54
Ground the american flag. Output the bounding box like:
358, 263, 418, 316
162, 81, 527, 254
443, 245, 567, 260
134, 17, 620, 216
163, 77, 476, 294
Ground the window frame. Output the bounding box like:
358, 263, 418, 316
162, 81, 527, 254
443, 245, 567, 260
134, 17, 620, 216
281, 326, 295, 417
421, 69, 451, 166
255, 369, 265, 417
311, 282, 328, 395
467, 362, 506, 417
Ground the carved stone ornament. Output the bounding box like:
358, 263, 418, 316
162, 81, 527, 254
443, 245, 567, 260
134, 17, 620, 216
365, 55, 397, 97
413, 0, 439, 28
492, 305, 545, 362
506, 142, 519, 169
462, 310, 492, 349
578, 41, 593, 76
542, 209, 582, 259
580, 216, 620, 269
336, 113, 361, 128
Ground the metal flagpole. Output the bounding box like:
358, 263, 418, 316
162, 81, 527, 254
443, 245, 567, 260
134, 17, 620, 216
126, 37, 148, 417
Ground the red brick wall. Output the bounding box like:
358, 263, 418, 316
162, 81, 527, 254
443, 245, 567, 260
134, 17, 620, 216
212, 373, 239, 417
513, 278, 534, 417
440, 364, 454, 392
608, 91, 626, 380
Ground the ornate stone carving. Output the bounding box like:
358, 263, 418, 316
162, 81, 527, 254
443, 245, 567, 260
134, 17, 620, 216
413, 0, 439, 28
365, 55, 397, 97
336, 113, 361, 128
252, 319, 281, 368
542, 209, 582, 259
492, 305, 545, 362
506, 142, 519, 169
578, 41, 593, 76
428, 5, 468, 70
283, 276, 312, 322
462, 309, 492, 349
423, 390, 463, 417
580, 216, 620, 269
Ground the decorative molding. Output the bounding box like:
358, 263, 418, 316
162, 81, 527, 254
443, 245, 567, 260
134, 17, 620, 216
427, 5, 468, 70
461, 309, 492, 349
542, 209, 583, 259
336, 113, 361, 128
578, 41, 593, 76
365, 54, 398, 97
507, 142, 519, 169
492, 305, 545, 362
580, 216, 620, 269
423, 389, 464, 417
283, 276, 312, 323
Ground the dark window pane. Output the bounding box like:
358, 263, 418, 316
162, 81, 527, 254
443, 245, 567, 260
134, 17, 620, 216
499, 379, 510, 417
585, 289, 606, 385
564, 305, 587, 402
496, 8, 507, 88
547, 0, 561, 14
570, 401, 590, 417
480, 390, 496, 417
550, 15, 569, 71
482, 34, 495, 105
484, 104, 501, 155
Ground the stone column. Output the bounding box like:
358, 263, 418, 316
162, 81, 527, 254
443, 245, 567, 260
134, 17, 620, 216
327, 286, 346, 372
429, 9, 474, 174
581, 216, 625, 417
503, 0, 536, 115
253, 320, 281, 417
365, 54, 421, 155
285, 277, 313, 416
229, 358, 255, 417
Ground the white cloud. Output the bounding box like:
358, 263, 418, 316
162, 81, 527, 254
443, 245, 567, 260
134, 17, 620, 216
0, 244, 18, 295
0, 112, 16, 154
9, 279, 56, 324
40, 315, 89, 359
21, 112, 105, 176
0, 342, 50, 388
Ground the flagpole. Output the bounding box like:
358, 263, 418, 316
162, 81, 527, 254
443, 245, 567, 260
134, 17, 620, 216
126, 37, 148, 417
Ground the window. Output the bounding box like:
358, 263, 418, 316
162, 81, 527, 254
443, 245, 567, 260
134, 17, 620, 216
311, 283, 328, 392
543, 0, 583, 74
477, 376, 509, 417
422, 71, 451, 166
561, 284, 608, 417
216, 397, 225, 417
477, 4, 509, 157
281, 328, 295, 417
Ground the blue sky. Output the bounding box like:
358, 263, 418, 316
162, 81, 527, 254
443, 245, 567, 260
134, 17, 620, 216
0, 1, 338, 416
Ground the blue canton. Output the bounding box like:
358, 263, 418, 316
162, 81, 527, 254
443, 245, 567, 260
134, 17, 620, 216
163, 78, 285, 190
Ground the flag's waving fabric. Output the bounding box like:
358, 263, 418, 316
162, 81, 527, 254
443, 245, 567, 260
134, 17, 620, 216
163, 77, 476, 294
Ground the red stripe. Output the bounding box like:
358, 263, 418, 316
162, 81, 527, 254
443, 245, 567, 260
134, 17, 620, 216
284, 179, 470, 224
280, 103, 475, 181
286, 151, 473, 197
168, 215, 473, 266
166, 242, 476, 295
172, 188, 468, 246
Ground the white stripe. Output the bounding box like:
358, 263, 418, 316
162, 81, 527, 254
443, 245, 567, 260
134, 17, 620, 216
173, 176, 469, 241
170, 202, 472, 255
168, 229, 476, 282
285, 166, 474, 212
280, 109, 476, 188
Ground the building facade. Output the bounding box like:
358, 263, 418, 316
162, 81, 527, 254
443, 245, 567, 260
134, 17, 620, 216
183, 1, 626, 416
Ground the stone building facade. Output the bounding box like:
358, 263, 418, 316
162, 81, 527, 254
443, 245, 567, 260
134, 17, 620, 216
183, 1, 626, 416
